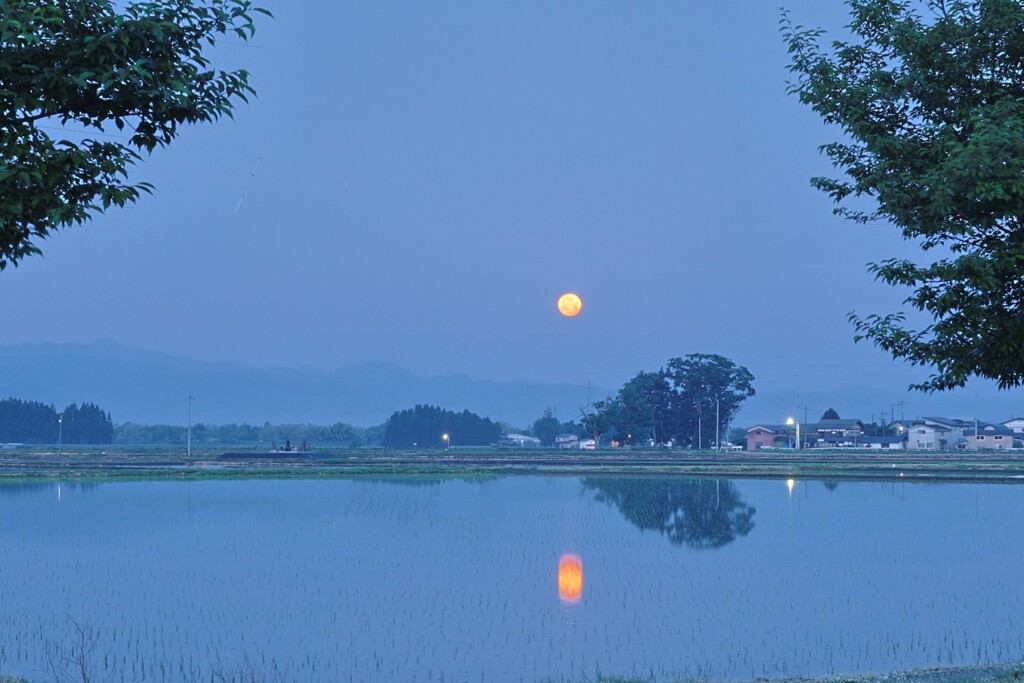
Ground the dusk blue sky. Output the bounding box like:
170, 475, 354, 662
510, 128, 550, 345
4, 1, 1023, 424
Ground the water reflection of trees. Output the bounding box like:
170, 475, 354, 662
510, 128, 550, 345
582, 477, 755, 549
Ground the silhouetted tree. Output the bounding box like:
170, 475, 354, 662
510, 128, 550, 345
60, 402, 114, 444
0, 398, 113, 443
382, 405, 501, 448
531, 408, 562, 447
665, 354, 756, 449
0, 398, 58, 443
821, 408, 840, 420
609, 370, 674, 445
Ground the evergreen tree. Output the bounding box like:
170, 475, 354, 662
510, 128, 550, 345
0, 398, 59, 443
382, 404, 502, 448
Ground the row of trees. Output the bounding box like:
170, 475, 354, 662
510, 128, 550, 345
382, 405, 502, 448
0, 398, 114, 444
114, 421, 384, 447
534, 354, 755, 449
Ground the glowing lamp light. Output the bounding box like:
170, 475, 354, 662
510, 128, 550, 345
558, 554, 584, 603
786, 478, 796, 494
557, 293, 583, 317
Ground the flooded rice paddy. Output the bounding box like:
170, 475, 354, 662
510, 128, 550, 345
1, 476, 1022, 682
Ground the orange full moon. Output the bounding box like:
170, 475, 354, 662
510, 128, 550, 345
558, 554, 584, 603
557, 292, 583, 317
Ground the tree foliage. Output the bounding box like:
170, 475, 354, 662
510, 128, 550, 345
784, 0, 1024, 390
60, 401, 114, 444
665, 354, 756, 449
608, 370, 675, 445
578, 398, 614, 446
821, 408, 840, 420
584, 354, 755, 450
0, 0, 269, 269
113, 420, 383, 447
0, 397, 112, 443
0, 397, 58, 442
382, 404, 502, 449
530, 408, 582, 446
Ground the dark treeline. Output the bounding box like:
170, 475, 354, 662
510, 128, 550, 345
115, 421, 385, 447
0, 398, 114, 444
382, 404, 502, 448
529, 408, 586, 446
567, 353, 755, 449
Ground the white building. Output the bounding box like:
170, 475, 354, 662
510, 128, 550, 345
906, 423, 948, 450
921, 417, 973, 449
501, 433, 541, 448
555, 433, 579, 449
1003, 418, 1024, 434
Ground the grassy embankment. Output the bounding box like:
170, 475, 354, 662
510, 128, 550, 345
604, 665, 1023, 683
2, 447, 1024, 483
1, 665, 1021, 683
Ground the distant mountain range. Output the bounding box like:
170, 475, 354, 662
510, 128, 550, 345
0, 341, 601, 428
4, 341, 1023, 432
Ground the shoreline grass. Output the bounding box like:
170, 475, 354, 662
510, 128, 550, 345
2, 448, 1024, 484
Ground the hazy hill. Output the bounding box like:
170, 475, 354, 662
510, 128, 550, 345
0, 341, 600, 428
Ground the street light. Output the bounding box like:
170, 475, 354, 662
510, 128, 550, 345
58, 415, 63, 455
442, 433, 450, 451
786, 417, 801, 451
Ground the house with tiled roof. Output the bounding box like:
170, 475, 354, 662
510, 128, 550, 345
1003, 417, 1024, 434
921, 417, 972, 449
745, 424, 787, 451
903, 422, 944, 450
964, 423, 1016, 450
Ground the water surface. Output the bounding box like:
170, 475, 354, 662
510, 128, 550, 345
1, 476, 1021, 682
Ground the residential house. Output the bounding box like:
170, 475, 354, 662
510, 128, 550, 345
813, 432, 905, 449
813, 419, 865, 438
500, 433, 541, 448
746, 425, 784, 451
905, 422, 949, 450
922, 417, 973, 449
1003, 418, 1024, 434
964, 423, 1015, 450
858, 435, 906, 450
806, 419, 865, 447
555, 433, 580, 449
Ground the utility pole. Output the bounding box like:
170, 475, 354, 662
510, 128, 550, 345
974, 393, 979, 448
651, 406, 657, 446
715, 397, 720, 454
187, 394, 195, 459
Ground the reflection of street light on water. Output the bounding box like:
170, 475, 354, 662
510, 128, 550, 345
787, 478, 796, 495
